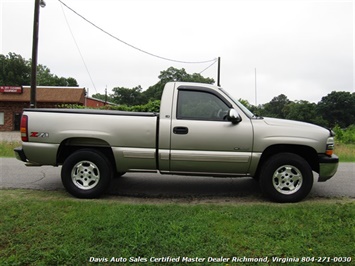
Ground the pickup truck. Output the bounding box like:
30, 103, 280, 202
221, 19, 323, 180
14, 82, 339, 202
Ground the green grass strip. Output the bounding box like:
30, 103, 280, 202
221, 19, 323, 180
0, 190, 354, 265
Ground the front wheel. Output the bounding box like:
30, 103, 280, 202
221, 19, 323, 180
61, 149, 113, 198
259, 153, 313, 203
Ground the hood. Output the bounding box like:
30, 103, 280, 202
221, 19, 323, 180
262, 117, 330, 135
251, 117, 331, 153
264, 117, 321, 128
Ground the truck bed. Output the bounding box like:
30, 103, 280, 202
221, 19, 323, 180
23, 108, 158, 117
21, 108, 159, 171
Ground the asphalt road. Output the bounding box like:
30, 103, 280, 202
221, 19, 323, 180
1, 158, 354, 201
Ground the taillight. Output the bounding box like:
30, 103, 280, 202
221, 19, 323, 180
20, 115, 28, 142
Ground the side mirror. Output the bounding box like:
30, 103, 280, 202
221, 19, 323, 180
227, 109, 242, 124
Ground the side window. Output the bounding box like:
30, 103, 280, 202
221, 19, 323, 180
177, 90, 230, 121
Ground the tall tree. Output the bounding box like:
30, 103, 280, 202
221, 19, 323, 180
317, 91, 355, 128
0, 52, 78, 86
260, 94, 290, 118
111, 85, 146, 106
143, 67, 215, 102
100, 67, 216, 105
157, 67, 214, 84
284, 100, 326, 126
37, 64, 78, 86
0, 52, 31, 85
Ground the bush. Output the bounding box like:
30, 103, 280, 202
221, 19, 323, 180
333, 125, 355, 144
104, 100, 160, 113
57, 100, 161, 113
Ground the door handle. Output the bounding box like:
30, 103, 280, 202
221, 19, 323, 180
173, 126, 189, 135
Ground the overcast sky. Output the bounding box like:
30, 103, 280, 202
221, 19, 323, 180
1, 0, 354, 104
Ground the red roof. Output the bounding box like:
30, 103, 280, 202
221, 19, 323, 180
0, 86, 85, 104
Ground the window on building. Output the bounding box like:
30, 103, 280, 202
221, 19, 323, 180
0, 112, 4, 125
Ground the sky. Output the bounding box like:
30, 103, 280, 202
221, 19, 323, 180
1, 0, 354, 105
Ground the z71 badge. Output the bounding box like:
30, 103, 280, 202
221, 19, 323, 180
30, 132, 49, 138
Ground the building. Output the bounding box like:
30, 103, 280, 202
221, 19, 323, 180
0, 86, 116, 131
85, 96, 112, 108
0, 86, 86, 131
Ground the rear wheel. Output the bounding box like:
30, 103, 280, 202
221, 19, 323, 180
259, 153, 313, 203
61, 149, 113, 198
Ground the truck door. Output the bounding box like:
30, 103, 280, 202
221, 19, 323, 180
169, 87, 253, 175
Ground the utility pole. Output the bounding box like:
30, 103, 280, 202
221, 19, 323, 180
217, 57, 221, 87
30, 0, 45, 108
255, 68, 257, 106
105, 86, 107, 105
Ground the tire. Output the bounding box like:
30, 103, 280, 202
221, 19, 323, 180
61, 149, 113, 198
259, 153, 313, 203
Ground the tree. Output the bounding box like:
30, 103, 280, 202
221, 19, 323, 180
0, 52, 78, 86
143, 82, 165, 102
91, 93, 114, 103
259, 94, 290, 118
0, 52, 31, 85
157, 67, 214, 84
158, 67, 189, 83
37, 64, 78, 86
284, 100, 326, 126
111, 85, 146, 106
65, 77, 79, 87
317, 91, 355, 128
101, 67, 215, 106
238, 99, 255, 111
143, 67, 215, 102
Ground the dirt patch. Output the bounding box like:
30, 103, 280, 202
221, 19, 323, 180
2, 188, 354, 206
101, 193, 355, 206
0, 132, 21, 142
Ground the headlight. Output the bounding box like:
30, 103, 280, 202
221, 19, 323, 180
326, 137, 334, 156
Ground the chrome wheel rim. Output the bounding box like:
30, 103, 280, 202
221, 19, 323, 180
272, 165, 303, 195
71, 161, 100, 190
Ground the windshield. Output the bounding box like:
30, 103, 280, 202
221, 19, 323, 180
219, 88, 255, 118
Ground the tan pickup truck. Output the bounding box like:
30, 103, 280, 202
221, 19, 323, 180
15, 82, 339, 202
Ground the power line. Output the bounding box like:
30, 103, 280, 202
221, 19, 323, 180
60, 3, 97, 93
58, 0, 217, 65
199, 59, 218, 74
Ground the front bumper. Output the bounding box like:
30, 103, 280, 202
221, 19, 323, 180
318, 154, 339, 182
14, 147, 27, 162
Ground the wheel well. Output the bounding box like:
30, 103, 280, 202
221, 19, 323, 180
57, 138, 116, 171
255, 144, 319, 179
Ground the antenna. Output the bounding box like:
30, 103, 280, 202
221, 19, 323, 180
217, 57, 221, 86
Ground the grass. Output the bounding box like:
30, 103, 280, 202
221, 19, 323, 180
335, 142, 355, 162
0, 141, 20, 157
0, 190, 354, 265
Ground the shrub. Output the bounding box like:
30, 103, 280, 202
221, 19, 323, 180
104, 100, 161, 113
333, 125, 355, 144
